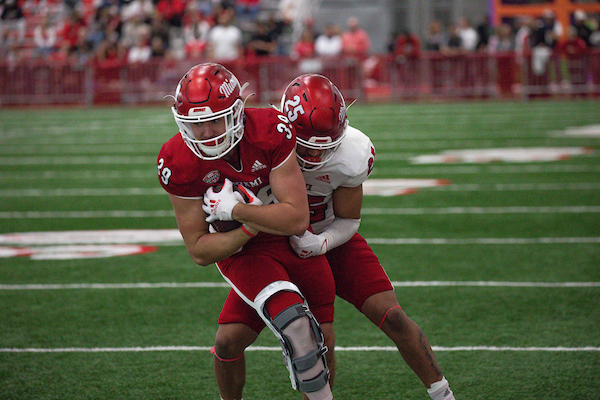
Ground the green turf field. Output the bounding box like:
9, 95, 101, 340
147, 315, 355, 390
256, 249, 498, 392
1, 99, 599, 399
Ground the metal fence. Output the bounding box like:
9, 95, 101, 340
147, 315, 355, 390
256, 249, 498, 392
1, 50, 599, 106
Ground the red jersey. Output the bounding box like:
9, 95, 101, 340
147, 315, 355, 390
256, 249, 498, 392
158, 106, 336, 318
158, 107, 295, 202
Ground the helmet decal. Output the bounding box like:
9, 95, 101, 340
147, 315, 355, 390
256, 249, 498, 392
219, 78, 239, 98
281, 74, 348, 170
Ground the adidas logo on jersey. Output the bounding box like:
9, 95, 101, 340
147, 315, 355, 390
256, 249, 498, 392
251, 160, 266, 172
315, 174, 331, 184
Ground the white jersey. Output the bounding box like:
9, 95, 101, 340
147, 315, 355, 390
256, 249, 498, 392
302, 125, 375, 234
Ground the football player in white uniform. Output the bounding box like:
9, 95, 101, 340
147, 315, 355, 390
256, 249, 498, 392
212, 74, 455, 400
281, 74, 456, 400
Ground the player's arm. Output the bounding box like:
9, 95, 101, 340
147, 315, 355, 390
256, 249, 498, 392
332, 184, 363, 220
168, 193, 256, 266
231, 153, 310, 236
289, 185, 362, 258
325, 183, 363, 243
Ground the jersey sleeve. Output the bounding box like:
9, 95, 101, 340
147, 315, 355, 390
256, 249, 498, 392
157, 134, 204, 199
339, 127, 376, 188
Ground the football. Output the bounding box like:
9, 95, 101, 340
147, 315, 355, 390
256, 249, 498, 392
209, 182, 249, 232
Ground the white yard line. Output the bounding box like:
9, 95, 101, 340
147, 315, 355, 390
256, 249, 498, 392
0, 170, 153, 180
367, 237, 600, 244
3, 183, 600, 197
361, 206, 600, 215
0, 156, 152, 166
13, 150, 596, 165
1, 164, 598, 180
2, 206, 599, 219
1, 281, 598, 291
0, 188, 165, 197
1, 345, 598, 353
373, 164, 600, 175
436, 182, 600, 191
0, 210, 174, 218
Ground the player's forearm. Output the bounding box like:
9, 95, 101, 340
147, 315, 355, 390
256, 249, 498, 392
186, 229, 253, 266
233, 202, 309, 236
319, 217, 361, 251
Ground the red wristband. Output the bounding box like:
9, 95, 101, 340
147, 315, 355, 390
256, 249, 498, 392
240, 224, 256, 237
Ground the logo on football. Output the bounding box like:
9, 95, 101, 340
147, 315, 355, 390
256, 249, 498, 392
209, 182, 249, 232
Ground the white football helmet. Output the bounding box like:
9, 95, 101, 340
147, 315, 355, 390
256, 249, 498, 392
172, 63, 244, 160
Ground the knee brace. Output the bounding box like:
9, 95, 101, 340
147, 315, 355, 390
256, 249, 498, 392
253, 281, 329, 393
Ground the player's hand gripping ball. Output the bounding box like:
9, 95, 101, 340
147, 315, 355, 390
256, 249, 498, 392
203, 179, 262, 232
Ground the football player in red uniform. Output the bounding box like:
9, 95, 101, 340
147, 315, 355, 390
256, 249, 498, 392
157, 63, 335, 400
214, 74, 456, 400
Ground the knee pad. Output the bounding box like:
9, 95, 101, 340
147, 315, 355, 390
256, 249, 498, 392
253, 281, 330, 393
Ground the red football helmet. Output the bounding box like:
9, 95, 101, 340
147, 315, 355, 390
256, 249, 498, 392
172, 63, 245, 160
280, 74, 348, 170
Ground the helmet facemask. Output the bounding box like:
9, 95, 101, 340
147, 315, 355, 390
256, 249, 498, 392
296, 121, 347, 170
171, 63, 247, 161
174, 98, 244, 160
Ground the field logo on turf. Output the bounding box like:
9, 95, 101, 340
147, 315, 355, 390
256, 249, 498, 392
0, 230, 182, 260
410, 147, 593, 164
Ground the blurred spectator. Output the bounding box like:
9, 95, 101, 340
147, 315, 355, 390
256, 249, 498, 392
0, 28, 23, 63
246, 15, 277, 57
476, 15, 493, 50
278, 0, 308, 23
95, 36, 126, 66
301, 17, 318, 43
235, 0, 261, 31
58, 9, 88, 54
155, 0, 187, 28
120, 4, 152, 49
530, 8, 562, 49
292, 27, 315, 59
558, 26, 588, 86
150, 35, 167, 58
0, 0, 25, 45
529, 9, 562, 76
70, 22, 94, 63
488, 23, 514, 54
341, 16, 370, 60
88, 3, 122, 51
386, 29, 421, 90
572, 9, 594, 47
446, 25, 462, 53
126, 23, 151, 62
424, 20, 444, 51
314, 22, 341, 57
195, 0, 215, 17
183, 7, 211, 59
269, 11, 292, 55
206, 5, 242, 61
515, 15, 533, 56
121, 0, 154, 25
150, 12, 170, 54
457, 17, 478, 51
389, 29, 421, 60
558, 26, 587, 58
33, 15, 58, 57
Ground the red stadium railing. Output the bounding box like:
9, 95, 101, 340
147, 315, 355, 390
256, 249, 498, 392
1, 50, 599, 106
